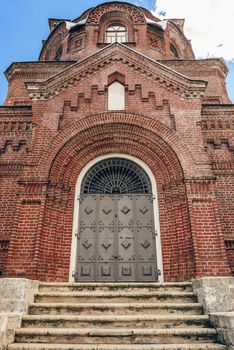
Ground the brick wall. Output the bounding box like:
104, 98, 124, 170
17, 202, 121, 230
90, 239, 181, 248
225, 241, 234, 274
0, 240, 9, 276
0, 2, 233, 281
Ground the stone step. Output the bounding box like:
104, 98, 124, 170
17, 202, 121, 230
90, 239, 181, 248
14, 327, 218, 344
34, 291, 196, 304
9, 282, 224, 350
28, 302, 203, 316
39, 282, 193, 293
8, 343, 227, 350
21, 314, 210, 329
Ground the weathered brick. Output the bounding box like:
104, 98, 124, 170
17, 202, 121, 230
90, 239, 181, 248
0, 2, 233, 281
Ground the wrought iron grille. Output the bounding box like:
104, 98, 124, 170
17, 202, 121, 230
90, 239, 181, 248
81, 158, 152, 194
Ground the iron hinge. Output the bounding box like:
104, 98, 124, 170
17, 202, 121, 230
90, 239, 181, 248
72, 271, 78, 281
75, 230, 80, 239
156, 269, 161, 278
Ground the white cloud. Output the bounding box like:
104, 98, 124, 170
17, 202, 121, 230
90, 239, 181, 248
153, 0, 234, 61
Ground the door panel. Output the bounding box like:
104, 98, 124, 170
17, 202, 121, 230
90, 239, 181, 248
78, 227, 96, 262
117, 195, 134, 226
136, 227, 156, 262
99, 195, 115, 227
79, 195, 97, 227
118, 262, 135, 281
98, 226, 115, 281
77, 229, 96, 281
135, 195, 153, 226
138, 262, 156, 281
78, 263, 96, 281
98, 227, 115, 262
98, 263, 115, 281
118, 226, 134, 262
76, 194, 157, 282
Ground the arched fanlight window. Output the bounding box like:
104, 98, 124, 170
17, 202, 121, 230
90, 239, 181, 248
106, 23, 127, 43
81, 158, 152, 194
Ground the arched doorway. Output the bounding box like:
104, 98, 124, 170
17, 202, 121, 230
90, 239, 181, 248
73, 157, 160, 282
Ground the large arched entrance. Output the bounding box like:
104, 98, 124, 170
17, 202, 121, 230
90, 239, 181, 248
73, 156, 160, 282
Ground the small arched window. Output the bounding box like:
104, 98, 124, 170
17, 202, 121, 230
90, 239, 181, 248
106, 23, 127, 43
170, 43, 179, 58
54, 45, 63, 61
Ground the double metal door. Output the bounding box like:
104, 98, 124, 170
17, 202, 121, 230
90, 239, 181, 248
75, 194, 157, 282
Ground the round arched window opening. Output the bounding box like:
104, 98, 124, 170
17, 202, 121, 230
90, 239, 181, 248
81, 158, 152, 194
170, 43, 179, 58
106, 23, 127, 43
54, 45, 63, 61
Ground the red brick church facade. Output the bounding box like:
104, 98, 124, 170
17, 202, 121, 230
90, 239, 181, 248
0, 1, 233, 282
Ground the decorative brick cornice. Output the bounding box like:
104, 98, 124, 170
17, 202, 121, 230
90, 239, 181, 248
0, 139, 29, 157
160, 58, 228, 77
0, 106, 32, 117
25, 43, 207, 101
5, 62, 76, 82
212, 161, 234, 173
207, 139, 234, 151
0, 121, 34, 133
17, 180, 48, 196
0, 163, 23, 174
202, 104, 234, 115
199, 119, 234, 131
185, 177, 216, 194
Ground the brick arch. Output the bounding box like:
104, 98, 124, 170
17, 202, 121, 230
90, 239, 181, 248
98, 13, 135, 43
37, 113, 196, 179
86, 2, 146, 25
49, 124, 182, 186
37, 119, 195, 282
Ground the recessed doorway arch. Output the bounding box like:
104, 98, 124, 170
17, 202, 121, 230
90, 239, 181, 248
70, 154, 163, 282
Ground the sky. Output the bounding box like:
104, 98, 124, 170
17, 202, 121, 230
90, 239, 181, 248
0, 0, 233, 104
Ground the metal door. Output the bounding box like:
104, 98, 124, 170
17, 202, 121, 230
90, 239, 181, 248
76, 193, 157, 282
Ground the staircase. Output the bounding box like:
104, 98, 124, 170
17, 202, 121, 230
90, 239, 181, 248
8, 282, 226, 350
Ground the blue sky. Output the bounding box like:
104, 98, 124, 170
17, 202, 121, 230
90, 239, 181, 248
0, 0, 233, 104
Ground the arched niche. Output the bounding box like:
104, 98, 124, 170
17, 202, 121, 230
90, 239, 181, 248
108, 82, 125, 110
